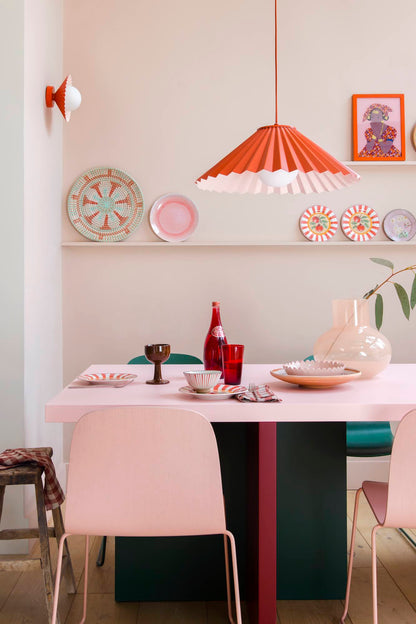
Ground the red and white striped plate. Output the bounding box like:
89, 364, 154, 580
179, 383, 247, 400
341, 205, 380, 241
299, 206, 338, 242
78, 373, 137, 385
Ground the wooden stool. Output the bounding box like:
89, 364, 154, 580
0, 447, 76, 623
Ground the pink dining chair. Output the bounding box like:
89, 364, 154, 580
341, 408, 416, 624
51, 406, 242, 624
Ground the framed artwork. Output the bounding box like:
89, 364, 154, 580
352, 94, 405, 161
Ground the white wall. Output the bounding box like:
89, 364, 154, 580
24, 0, 64, 490
0, 0, 64, 553
0, 0, 26, 552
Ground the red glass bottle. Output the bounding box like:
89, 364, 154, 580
203, 301, 227, 374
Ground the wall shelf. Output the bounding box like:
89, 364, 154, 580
62, 241, 416, 248
343, 161, 416, 166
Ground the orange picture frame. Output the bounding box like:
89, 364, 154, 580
352, 94, 405, 161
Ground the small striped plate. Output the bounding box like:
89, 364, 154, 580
299, 206, 338, 242
78, 373, 137, 385
341, 205, 380, 241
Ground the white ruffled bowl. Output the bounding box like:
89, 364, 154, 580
283, 360, 345, 377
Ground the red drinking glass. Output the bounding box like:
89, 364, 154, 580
221, 344, 244, 385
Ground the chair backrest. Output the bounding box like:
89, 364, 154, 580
128, 353, 202, 365
64, 407, 226, 537
384, 409, 416, 527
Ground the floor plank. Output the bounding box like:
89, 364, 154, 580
1, 491, 416, 624
277, 599, 351, 624
137, 601, 206, 624
346, 566, 416, 624
65, 593, 139, 624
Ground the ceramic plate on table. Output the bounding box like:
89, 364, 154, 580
299, 205, 338, 242
383, 209, 416, 241
67, 167, 144, 242
341, 205, 380, 242
270, 368, 361, 389
149, 194, 198, 242
179, 384, 246, 400
77, 373, 137, 385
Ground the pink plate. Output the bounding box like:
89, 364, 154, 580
149, 194, 199, 242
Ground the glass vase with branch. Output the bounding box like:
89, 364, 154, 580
314, 258, 416, 378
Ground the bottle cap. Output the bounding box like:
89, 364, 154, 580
212, 301, 220, 306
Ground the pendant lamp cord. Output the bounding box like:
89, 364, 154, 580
274, 0, 278, 124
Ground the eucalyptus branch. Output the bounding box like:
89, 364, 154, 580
362, 259, 416, 329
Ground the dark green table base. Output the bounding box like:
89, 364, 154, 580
115, 422, 346, 602
276, 422, 346, 599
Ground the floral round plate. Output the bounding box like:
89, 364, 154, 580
149, 194, 198, 242
67, 167, 144, 242
383, 209, 416, 241
299, 206, 338, 242
341, 205, 380, 241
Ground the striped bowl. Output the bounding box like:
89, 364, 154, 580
183, 370, 222, 393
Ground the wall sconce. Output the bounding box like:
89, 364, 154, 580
45, 75, 81, 122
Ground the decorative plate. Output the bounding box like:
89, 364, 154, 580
299, 206, 338, 242
78, 373, 137, 385
149, 194, 198, 242
383, 209, 416, 241
179, 383, 246, 400
67, 167, 144, 242
341, 205, 380, 241
270, 368, 361, 389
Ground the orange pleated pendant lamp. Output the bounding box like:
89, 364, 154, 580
195, 1, 359, 195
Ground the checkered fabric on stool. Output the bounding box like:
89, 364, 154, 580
0, 447, 76, 624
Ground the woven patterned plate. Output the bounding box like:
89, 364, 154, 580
299, 205, 338, 241
341, 205, 380, 242
67, 167, 144, 242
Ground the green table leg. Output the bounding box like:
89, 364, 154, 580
276, 422, 347, 599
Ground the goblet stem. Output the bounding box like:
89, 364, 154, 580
146, 361, 170, 385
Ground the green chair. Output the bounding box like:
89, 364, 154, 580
128, 353, 202, 365
96, 352, 203, 566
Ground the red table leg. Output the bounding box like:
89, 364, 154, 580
248, 422, 277, 624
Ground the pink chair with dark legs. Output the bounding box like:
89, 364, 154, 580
341, 408, 416, 624
51, 406, 242, 624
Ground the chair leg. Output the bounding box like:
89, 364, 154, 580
80, 535, 90, 624
341, 487, 362, 624
35, 477, 59, 624
225, 530, 242, 624
0, 485, 5, 522
52, 506, 77, 593
371, 525, 381, 624
95, 535, 107, 567
52, 533, 71, 624
223, 534, 233, 624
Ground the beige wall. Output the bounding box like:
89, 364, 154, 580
63, 0, 416, 383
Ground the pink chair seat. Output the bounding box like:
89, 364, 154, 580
362, 481, 388, 525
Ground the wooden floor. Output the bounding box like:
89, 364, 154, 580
1, 490, 416, 623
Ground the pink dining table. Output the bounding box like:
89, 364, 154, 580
46, 363, 416, 624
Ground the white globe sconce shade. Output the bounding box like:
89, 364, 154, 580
45, 75, 82, 122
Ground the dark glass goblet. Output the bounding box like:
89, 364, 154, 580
144, 344, 171, 384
